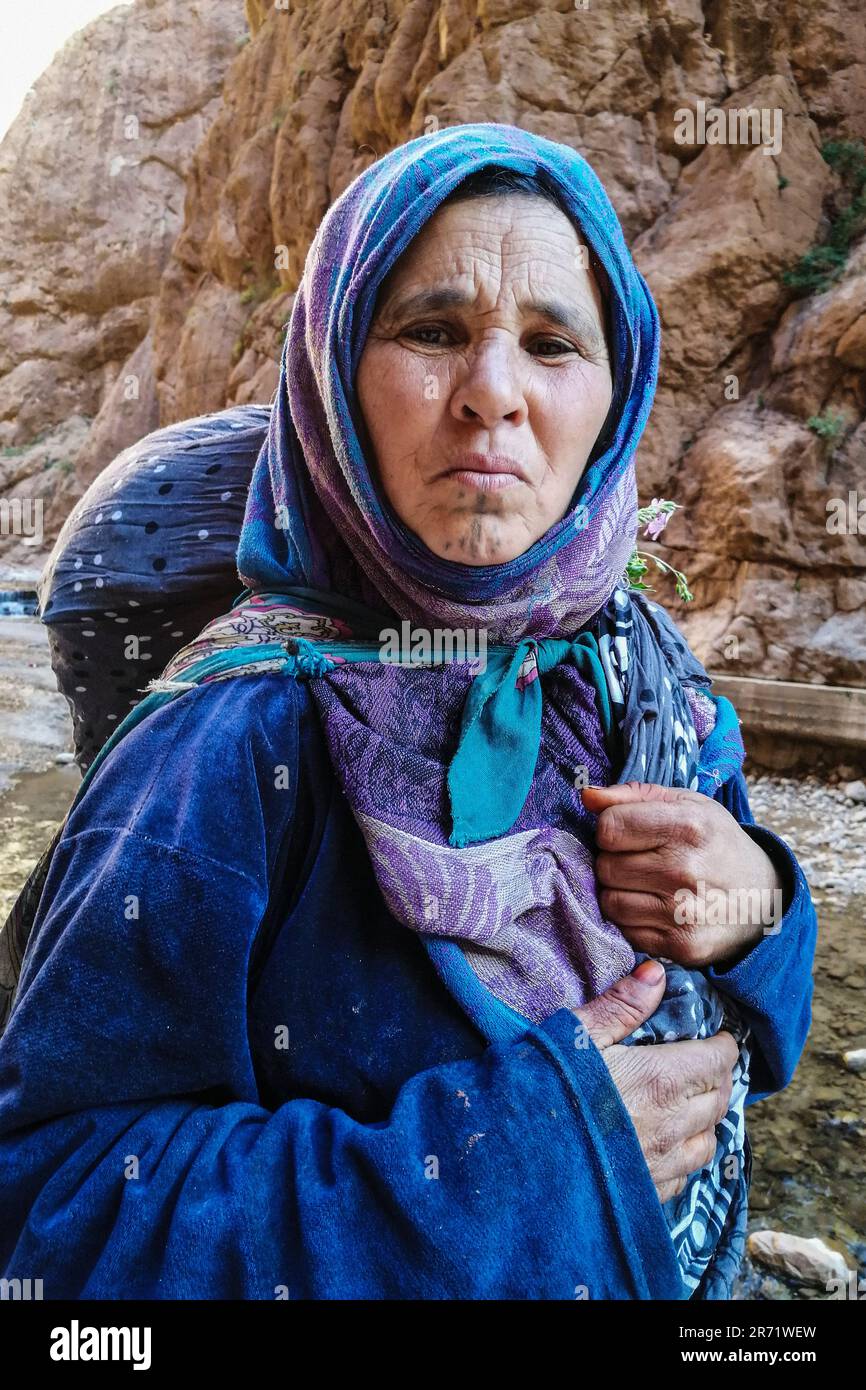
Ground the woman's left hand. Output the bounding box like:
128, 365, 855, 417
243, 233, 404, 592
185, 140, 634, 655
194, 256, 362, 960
581, 782, 784, 970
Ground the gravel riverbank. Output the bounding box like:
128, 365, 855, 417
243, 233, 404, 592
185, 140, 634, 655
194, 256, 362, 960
732, 775, 866, 1299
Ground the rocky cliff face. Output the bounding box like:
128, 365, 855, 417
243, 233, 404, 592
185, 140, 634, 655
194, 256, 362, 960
2, 0, 864, 683
0, 0, 248, 562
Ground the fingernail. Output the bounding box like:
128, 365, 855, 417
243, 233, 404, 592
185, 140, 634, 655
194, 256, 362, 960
634, 959, 665, 985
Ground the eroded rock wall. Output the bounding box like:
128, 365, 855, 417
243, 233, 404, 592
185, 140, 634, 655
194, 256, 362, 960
0, 0, 248, 559
149, 0, 866, 683
2, 0, 865, 682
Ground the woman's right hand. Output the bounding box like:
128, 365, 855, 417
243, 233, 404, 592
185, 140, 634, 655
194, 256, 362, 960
572, 959, 738, 1204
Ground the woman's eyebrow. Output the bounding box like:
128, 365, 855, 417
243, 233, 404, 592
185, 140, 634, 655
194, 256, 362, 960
382, 287, 604, 347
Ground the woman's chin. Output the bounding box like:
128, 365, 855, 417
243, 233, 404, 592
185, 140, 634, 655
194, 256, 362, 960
423, 524, 535, 567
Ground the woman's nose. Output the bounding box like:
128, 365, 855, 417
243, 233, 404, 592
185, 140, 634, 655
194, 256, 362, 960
449, 337, 529, 428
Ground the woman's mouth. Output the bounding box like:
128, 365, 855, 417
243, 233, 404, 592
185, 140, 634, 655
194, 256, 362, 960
447, 469, 521, 492
442, 453, 527, 492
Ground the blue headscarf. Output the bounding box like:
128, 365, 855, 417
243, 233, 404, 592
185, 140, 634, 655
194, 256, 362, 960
236, 122, 657, 639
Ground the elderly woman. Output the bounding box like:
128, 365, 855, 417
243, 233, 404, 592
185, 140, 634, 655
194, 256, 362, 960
0, 124, 816, 1300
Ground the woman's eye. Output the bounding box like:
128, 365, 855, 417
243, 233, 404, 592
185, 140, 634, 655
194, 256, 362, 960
531, 338, 577, 357
404, 324, 451, 346
401, 326, 578, 356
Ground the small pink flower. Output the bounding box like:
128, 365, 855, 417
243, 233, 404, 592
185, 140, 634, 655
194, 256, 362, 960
644, 499, 671, 541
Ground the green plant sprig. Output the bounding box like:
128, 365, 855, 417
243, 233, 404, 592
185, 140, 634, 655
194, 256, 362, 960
625, 498, 694, 603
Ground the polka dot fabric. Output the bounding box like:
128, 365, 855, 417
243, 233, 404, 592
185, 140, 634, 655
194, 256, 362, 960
38, 405, 271, 770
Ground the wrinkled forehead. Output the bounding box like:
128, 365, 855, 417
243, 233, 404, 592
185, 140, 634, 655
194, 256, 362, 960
371, 190, 608, 301
347, 170, 622, 372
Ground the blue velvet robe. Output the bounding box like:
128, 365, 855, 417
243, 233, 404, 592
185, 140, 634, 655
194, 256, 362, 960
0, 675, 817, 1298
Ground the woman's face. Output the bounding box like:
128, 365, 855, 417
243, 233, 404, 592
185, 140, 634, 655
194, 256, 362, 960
356, 193, 613, 567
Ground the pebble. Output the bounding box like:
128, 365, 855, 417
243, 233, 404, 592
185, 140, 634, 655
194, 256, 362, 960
842, 1048, 866, 1074
820, 1113, 866, 1137
764, 1154, 794, 1175
747, 1230, 852, 1288
842, 779, 866, 803
813, 1086, 844, 1103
